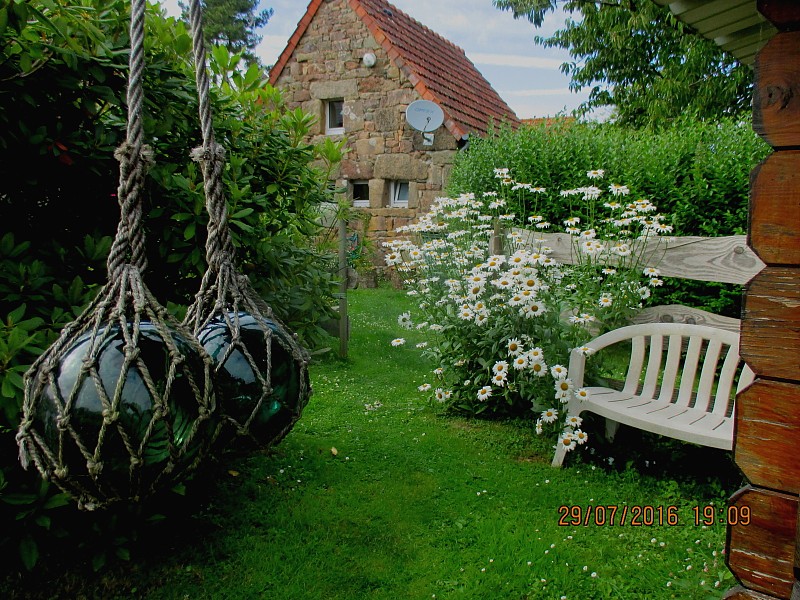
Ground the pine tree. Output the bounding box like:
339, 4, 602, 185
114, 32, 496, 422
181, 0, 272, 63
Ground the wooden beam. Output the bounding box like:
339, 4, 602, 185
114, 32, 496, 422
749, 151, 800, 266
753, 31, 800, 148
757, 1, 800, 29
735, 379, 800, 494
741, 267, 800, 380
727, 486, 797, 598
514, 230, 764, 284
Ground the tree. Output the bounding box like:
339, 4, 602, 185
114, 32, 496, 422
180, 0, 272, 63
493, 0, 752, 127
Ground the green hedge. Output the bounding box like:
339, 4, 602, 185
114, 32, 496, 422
447, 119, 770, 317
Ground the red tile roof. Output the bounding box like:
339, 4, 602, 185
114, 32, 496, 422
268, 0, 520, 139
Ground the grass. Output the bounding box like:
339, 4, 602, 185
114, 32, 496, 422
1, 286, 744, 599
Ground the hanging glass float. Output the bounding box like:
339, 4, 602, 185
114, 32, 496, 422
20, 316, 217, 510
197, 312, 309, 449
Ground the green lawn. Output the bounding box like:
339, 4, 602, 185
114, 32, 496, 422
2, 286, 743, 599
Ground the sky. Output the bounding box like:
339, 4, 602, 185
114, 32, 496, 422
159, 0, 593, 119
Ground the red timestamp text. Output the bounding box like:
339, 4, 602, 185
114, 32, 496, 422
558, 504, 680, 527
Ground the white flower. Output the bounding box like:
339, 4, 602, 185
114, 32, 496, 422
550, 364, 568, 379
574, 388, 591, 401
434, 388, 446, 402
574, 430, 589, 445
391, 338, 406, 347
643, 267, 660, 277
415, 342, 428, 348
565, 415, 583, 428
554, 379, 574, 396
506, 338, 524, 356
558, 432, 577, 451
512, 355, 528, 370
649, 277, 664, 287
493, 360, 509, 375
608, 183, 629, 196
598, 294, 613, 308
575, 346, 595, 357
397, 312, 412, 329
638, 286, 651, 299
418, 383, 431, 392
541, 408, 558, 423
492, 371, 508, 387
586, 169, 605, 179
530, 360, 548, 377
477, 386, 493, 401
535, 419, 543, 435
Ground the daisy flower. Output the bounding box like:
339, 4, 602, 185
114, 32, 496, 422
541, 408, 559, 424
391, 338, 406, 347
555, 378, 574, 397
530, 360, 548, 377
434, 388, 446, 402
506, 338, 523, 356
418, 383, 431, 392
397, 312, 412, 329
512, 355, 529, 370
493, 360, 509, 375
433, 367, 444, 377
649, 277, 664, 287
608, 183, 629, 196
565, 414, 583, 428
492, 372, 508, 387
550, 364, 568, 379
586, 169, 605, 179
574, 388, 591, 401
477, 386, 493, 401
558, 433, 577, 451
415, 342, 428, 349
599, 294, 613, 308
643, 267, 661, 277
535, 419, 544, 435
527, 347, 545, 361
574, 430, 589, 445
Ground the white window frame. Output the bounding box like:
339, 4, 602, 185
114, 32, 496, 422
351, 180, 370, 208
389, 180, 409, 208
325, 99, 345, 135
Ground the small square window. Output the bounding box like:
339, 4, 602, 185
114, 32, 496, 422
326, 99, 344, 134
389, 181, 409, 208
351, 180, 370, 208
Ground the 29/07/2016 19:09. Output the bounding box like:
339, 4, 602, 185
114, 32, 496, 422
557, 504, 751, 527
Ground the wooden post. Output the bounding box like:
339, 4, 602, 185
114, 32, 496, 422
338, 218, 348, 359
725, 4, 800, 599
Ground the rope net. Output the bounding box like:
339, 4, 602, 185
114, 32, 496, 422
183, 0, 310, 450
16, 0, 217, 511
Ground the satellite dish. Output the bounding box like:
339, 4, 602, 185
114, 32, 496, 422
405, 100, 444, 145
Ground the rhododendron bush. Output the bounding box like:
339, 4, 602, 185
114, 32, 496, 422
386, 169, 673, 453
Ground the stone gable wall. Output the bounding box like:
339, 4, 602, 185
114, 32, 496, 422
271, 0, 459, 252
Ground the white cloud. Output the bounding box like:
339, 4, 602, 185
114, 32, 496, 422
471, 53, 563, 70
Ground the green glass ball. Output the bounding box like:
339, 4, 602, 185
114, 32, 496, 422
38, 322, 214, 503
197, 312, 308, 448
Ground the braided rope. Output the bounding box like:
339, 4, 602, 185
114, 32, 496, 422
183, 0, 310, 448
16, 0, 217, 510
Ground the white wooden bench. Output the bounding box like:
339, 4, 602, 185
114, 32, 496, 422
551, 321, 755, 467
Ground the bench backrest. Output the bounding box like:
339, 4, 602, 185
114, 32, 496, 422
576, 323, 755, 416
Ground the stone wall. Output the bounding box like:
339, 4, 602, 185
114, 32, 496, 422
271, 0, 459, 258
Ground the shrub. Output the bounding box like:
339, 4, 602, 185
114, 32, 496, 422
448, 119, 770, 317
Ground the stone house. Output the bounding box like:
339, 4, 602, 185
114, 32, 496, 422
268, 0, 520, 245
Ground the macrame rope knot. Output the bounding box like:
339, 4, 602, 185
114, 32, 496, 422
102, 410, 119, 425
190, 144, 225, 164
114, 142, 154, 170
56, 415, 71, 431
87, 460, 103, 477
54, 466, 68, 480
